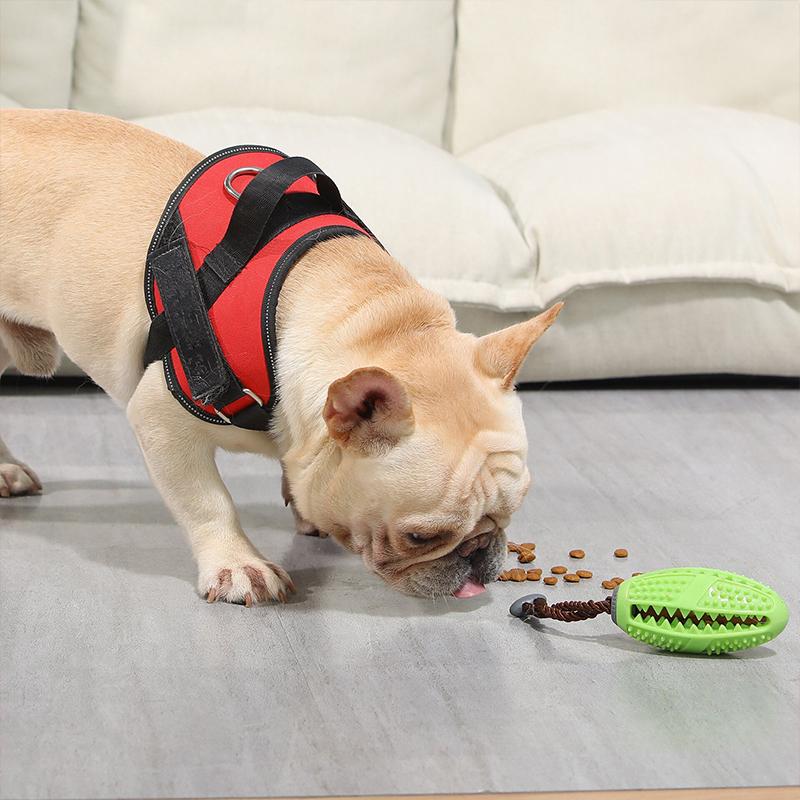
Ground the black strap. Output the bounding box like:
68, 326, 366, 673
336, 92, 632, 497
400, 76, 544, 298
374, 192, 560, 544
149, 239, 232, 405
200, 156, 342, 295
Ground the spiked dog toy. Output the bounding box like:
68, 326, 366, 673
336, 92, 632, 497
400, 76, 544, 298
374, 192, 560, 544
510, 567, 788, 655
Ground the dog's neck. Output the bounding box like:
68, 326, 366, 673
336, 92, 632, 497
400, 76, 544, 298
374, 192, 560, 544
271, 235, 453, 467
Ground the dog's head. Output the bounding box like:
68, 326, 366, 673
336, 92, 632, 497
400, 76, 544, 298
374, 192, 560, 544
288, 302, 563, 598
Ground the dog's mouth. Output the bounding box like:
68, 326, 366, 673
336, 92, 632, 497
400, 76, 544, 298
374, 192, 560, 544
452, 576, 486, 598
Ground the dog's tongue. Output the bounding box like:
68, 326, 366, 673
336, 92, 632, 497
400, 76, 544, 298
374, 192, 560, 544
453, 577, 486, 598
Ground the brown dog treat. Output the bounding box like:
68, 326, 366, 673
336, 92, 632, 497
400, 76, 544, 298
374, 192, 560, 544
518, 551, 535, 563
497, 571, 510, 581
510, 568, 528, 582
507, 542, 521, 553
601, 580, 616, 590
519, 542, 536, 550
551, 565, 567, 574
611, 577, 625, 586
614, 548, 629, 558
568, 549, 585, 559
632, 572, 643, 576
526, 569, 542, 581
543, 576, 558, 585
564, 573, 580, 583
576, 569, 593, 579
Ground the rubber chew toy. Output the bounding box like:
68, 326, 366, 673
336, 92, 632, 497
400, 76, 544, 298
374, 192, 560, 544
510, 568, 788, 654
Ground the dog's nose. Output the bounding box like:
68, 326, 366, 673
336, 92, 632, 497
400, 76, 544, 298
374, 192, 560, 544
456, 532, 493, 559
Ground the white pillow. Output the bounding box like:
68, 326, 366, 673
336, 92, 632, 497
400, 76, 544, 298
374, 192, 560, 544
72, 0, 454, 146
134, 107, 531, 304
462, 107, 800, 311
452, 0, 800, 153
0, 0, 78, 108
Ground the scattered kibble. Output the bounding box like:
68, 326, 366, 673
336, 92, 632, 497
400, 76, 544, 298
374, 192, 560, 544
526, 569, 542, 581
551, 565, 567, 575
614, 548, 628, 558
518, 551, 535, 563
509, 568, 527, 582
632, 572, 642, 576
564, 573, 580, 583
576, 570, 593, 579
601, 580, 616, 590
520, 542, 536, 550
568, 549, 585, 559
507, 542, 521, 553
543, 576, 558, 586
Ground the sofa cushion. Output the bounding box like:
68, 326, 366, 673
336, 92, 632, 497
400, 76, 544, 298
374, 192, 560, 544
462, 107, 800, 311
452, 0, 800, 153
71, 0, 454, 146
0, 0, 78, 108
457, 284, 800, 382
134, 107, 532, 306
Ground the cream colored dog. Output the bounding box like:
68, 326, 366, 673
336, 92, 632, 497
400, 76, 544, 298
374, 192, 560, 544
0, 109, 562, 604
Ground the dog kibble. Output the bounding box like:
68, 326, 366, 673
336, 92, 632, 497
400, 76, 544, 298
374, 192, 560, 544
564, 573, 580, 583
551, 565, 567, 575
576, 570, 593, 579
507, 542, 521, 553
611, 577, 624, 584
543, 576, 558, 585
520, 542, 536, 550
526, 569, 542, 581
568, 549, 585, 559
518, 551, 535, 563
632, 572, 643, 576
509, 569, 527, 582
614, 548, 629, 558
601, 580, 616, 590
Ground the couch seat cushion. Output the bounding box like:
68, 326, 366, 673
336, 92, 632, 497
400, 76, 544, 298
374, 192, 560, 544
462, 107, 800, 310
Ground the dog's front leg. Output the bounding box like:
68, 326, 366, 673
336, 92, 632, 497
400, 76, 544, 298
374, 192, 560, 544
127, 366, 293, 605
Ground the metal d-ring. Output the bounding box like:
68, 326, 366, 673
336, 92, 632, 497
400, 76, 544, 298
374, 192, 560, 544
242, 388, 264, 406
214, 388, 263, 424
223, 166, 263, 200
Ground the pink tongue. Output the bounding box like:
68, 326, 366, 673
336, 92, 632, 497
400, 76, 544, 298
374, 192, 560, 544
453, 578, 486, 598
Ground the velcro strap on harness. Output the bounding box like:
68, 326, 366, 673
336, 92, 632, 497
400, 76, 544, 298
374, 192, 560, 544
149, 238, 232, 405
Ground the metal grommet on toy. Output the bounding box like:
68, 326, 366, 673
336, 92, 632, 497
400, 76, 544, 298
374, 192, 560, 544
511, 567, 789, 655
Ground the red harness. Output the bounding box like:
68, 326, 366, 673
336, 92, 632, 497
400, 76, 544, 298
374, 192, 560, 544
144, 146, 375, 430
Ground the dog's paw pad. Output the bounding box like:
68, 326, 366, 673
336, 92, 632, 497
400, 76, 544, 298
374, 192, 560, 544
201, 560, 294, 606
0, 462, 42, 497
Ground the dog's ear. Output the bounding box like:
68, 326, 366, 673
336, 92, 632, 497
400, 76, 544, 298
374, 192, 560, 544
475, 302, 564, 389
324, 367, 414, 452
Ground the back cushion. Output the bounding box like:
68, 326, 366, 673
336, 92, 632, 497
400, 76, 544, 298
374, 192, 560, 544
452, 0, 800, 153
71, 0, 454, 145
0, 0, 78, 107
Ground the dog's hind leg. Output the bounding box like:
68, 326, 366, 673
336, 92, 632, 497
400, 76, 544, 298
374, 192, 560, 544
0, 328, 46, 496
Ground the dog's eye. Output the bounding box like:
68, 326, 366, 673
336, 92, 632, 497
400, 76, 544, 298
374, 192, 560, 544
407, 532, 440, 546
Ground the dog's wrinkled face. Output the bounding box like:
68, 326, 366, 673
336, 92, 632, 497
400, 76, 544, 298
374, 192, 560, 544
293, 303, 562, 598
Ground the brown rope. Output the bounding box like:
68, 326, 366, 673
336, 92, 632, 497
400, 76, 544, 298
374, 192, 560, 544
522, 596, 612, 622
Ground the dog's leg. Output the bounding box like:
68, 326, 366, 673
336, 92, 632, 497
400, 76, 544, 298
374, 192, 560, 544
280, 463, 328, 538
0, 336, 43, 497
127, 366, 294, 605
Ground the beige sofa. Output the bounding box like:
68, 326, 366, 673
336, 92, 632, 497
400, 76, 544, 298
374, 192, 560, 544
2, 0, 798, 380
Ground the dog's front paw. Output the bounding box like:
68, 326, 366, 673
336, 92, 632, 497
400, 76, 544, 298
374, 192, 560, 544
0, 462, 42, 497
200, 557, 294, 607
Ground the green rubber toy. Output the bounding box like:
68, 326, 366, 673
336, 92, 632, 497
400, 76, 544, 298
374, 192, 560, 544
511, 567, 789, 655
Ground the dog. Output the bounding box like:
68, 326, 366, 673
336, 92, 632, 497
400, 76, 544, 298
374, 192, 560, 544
0, 109, 562, 604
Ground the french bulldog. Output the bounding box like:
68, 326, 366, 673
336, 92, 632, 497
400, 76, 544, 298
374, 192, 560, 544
0, 109, 562, 604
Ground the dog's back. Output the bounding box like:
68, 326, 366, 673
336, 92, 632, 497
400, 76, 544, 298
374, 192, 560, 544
0, 109, 200, 398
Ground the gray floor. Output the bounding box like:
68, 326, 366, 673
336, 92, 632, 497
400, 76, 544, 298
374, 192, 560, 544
1, 383, 798, 800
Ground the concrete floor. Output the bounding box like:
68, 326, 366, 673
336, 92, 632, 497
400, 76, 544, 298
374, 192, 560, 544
0, 383, 798, 799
